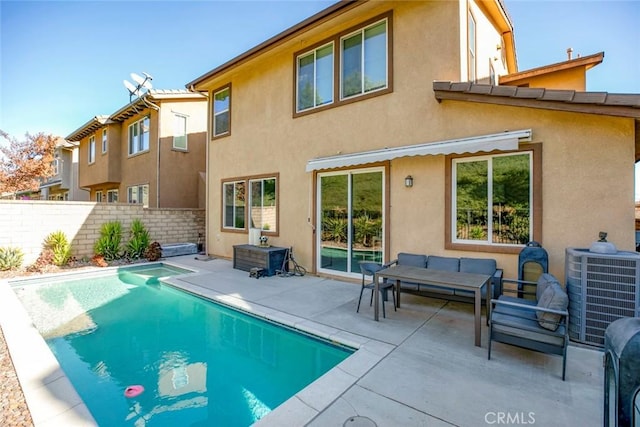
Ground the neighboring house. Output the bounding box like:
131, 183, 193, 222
65, 90, 207, 208
187, 0, 639, 279
39, 138, 90, 201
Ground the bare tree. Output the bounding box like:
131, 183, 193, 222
0, 131, 58, 196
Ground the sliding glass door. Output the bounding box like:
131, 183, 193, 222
317, 168, 384, 277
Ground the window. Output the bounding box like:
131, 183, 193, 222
52, 157, 60, 175
96, 191, 103, 202
107, 189, 118, 203
88, 136, 95, 163
341, 19, 388, 99
223, 180, 245, 230
249, 177, 277, 232
128, 116, 150, 155
296, 43, 334, 112
468, 11, 476, 82
173, 114, 188, 150
213, 86, 230, 138
452, 151, 533, 247
293, 12, 392, 116
102, 129, 108, 153
127, 185, 148, 207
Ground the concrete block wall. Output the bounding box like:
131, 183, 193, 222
0, 200, 205, 265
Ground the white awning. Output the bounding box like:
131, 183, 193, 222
305, 129, 532, 172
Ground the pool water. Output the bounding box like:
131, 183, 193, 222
12, 264, 353, 426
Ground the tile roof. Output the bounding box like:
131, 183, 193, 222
433, 81, 640, 119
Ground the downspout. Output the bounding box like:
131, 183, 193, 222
156, 108, 161, 208
189, 83, 209, 255
141, 94, 161, 208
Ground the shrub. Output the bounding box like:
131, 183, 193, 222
0, 247, 24, 271
44, 230, 72, 266
126, 219, 151, 259
144, 242, 162, 261
94, 221, 123, 261
27, 249, 55, 273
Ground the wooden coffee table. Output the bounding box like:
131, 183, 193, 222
374, 265, 491, 347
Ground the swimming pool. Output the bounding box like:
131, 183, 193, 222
12, 263, 353, 426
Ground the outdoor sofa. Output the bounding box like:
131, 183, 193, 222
387, 252, 503, 303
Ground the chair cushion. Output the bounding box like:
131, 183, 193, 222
536, 282, 569, 331
427, 256, 459, 272
397, 253, 427, 268
536, 273, 561, 301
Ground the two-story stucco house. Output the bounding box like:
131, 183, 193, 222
187, 0, 639, 279
38, 138, 90, 201
66, 90, 207, 208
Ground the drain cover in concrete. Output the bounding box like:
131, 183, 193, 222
343, 416, 377, 427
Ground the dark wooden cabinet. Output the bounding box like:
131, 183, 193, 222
233, 244, 288, 277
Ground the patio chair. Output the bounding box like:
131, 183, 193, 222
488, 273, 569, 380
357, 261, 396, 318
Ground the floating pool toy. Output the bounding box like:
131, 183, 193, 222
124, 385, 144, 398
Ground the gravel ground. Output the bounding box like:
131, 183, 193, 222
0, 325, 33, 427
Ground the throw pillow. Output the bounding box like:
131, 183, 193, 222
536, 282, 569, 331
536, 273, 561, 301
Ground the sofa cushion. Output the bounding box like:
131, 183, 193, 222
396, 253, 428, 291
459, 257, 496, 276
397, 253, 427, 268
427, 256, 459, 272
536, 282, 569, 331
536, 273, 561, 301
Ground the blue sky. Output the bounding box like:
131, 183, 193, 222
0, 0, 638, 141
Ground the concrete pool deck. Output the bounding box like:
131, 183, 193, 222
1, 256, 604, 426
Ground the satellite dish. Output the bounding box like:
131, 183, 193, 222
131, 72, 153, 89
123, 80, 139, 96
130, 72, 145, 86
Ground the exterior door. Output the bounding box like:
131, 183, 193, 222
317, 168, 384, 277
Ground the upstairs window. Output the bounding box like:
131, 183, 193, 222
341, 19, 388, 99
213, 86, 230, 138
102, 129, 108, 153
52, 157, 60, 175
173, 114, 188, 150
296, 43, 334, 112
128, 116, 150, 155
293, 13, 392, 117
223, 180, 245, 230
88, 136, 95, 164
468, 11, 476, 82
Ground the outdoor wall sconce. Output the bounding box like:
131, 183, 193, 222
404, 175, 413, 188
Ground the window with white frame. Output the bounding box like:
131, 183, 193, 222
468, 11, 476, 82
213, 86, 230, 137
128, 116, 150, 155
296, 43, 334, 112
452, 151, 533, 246
173, 114, 188, 150
96, 191, 103, 202
128, 185, 149, 207
249, 177, 277, 232
102, 129, 108, 153
223, 180, 245, 230
341, 18, 388, 99
107, 189, 118, 203
88, 135, 95, 163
